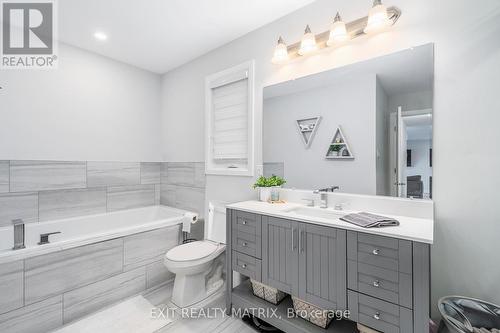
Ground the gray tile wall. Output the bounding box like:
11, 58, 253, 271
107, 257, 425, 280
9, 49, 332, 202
263, 162, 285, 178
0, 160, 162, 226
0, 161, 9, 193
160, 162, 206, 241
0, 225, 180, 333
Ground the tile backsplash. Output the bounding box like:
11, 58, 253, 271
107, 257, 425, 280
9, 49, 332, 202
0, 160, 206, 238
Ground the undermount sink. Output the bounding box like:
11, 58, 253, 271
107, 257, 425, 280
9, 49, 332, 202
286, 207, 345, 220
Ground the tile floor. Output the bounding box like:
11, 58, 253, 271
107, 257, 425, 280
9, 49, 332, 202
55, 282, 257, 333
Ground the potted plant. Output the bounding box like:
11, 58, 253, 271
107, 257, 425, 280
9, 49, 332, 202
253, 175, 286, 202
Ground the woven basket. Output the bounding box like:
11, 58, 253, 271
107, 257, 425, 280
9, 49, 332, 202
250, 279, 286, 305
291, 296, 334, 329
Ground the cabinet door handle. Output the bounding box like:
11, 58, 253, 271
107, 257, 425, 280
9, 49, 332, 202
372, 248, 380, 255
299, 229, 305, 253
241, 263, 247, 269
242, 242, 248, 247
298, 229, 301, 253
242, 220, 247, 225
373, 280, 380, 287
373, 312, 381, 320
291, 228, 296, 251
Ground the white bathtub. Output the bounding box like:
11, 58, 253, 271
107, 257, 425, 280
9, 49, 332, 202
0, 205, 190, 264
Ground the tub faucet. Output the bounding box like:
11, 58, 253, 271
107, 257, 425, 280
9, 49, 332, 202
12, 219, 25, 250
38, 232, 61, 245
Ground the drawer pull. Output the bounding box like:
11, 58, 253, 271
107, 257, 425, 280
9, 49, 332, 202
372, 248, 380, 255
241, 263, 247, 269
373, 312, 381, 320
242, 220, 247, 225
242, 242, 248, 247
373, 280, 380, 287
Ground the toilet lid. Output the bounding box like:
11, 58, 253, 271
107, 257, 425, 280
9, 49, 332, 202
166, 241, 218, 262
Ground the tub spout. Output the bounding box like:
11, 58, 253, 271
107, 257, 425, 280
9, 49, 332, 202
12, 219, 25, 250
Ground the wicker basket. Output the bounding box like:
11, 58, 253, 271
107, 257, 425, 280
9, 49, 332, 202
291, 296, 334, 329
250, 279, 286, 305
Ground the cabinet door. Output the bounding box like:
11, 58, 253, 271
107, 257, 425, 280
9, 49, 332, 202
298, 223, 347, 310
262, 216, 299, 295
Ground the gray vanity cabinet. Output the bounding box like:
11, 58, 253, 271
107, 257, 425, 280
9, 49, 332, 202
261, 216, 299, 295
298, 223, 347, 310
261, 216, 347, 310
227, 208, 430, 333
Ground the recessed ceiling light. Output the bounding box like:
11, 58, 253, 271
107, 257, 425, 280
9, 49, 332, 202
94, 32, 108, 41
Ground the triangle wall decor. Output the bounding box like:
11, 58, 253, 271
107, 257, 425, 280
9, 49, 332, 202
295, 116, 321, 148
325, 126, 354, 159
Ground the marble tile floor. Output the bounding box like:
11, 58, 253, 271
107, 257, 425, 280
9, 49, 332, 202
52, 282, 258, 333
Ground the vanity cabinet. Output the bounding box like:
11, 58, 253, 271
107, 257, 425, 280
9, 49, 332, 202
227, 208, 430, 333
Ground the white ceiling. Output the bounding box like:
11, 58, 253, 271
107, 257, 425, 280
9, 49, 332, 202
58, 0, 315, 73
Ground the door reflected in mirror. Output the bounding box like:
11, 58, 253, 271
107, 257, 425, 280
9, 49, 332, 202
263, 43, 434, 199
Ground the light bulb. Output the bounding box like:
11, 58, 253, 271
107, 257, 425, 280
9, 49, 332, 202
298, 25, 317, 56
364, 0, 391, 34
327, 12, 349, 46
271, 37, 289, 64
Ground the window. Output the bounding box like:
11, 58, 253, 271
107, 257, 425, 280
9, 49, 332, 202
205, 60, 254, 176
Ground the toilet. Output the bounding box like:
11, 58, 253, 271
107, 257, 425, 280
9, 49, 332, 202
164, 202, 226, 308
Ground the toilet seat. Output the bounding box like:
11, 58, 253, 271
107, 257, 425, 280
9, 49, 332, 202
165, 240, 220, 262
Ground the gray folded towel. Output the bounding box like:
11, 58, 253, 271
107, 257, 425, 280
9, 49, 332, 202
340, 212, 400, 228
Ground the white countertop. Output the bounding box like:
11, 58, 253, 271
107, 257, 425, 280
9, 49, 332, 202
227, 201, 434, 244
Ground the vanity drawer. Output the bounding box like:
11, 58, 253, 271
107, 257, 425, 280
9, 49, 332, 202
232, 211, 261, 236
347, 232, 412, 274
232, 230, 261, 258
348, 261, 412, 308
232, 251, 262, 281
348, 290, 413, 333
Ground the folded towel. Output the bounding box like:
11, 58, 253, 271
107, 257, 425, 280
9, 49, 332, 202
340, 212, 399, 228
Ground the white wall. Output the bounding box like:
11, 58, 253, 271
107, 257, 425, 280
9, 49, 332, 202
159, 0, 500, 316
388, 90, 433, 114
263, 75, 377, 193
0, 43, 162, 162
376, 78, 390, 196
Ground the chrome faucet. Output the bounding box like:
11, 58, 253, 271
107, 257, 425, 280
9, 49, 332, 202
12, 219, 25, 250
313, 186, 340, 209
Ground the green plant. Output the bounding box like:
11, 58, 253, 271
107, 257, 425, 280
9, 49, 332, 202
252, 175, 286, 188
329, 144, 342, 152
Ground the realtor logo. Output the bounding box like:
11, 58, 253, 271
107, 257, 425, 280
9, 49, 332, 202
1, 0, 57, 69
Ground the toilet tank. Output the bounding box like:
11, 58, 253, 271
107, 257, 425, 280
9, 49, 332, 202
206, 201, 227, 244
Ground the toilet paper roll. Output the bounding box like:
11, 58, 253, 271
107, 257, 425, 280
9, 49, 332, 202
182, 212, 198, 233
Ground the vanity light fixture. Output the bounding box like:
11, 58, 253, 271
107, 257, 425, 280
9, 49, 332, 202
272, 37, 289, 64
271, 2, 401, 64
364, 0, 391, 34
298, 25, 318, 56
327, 12, 349, 46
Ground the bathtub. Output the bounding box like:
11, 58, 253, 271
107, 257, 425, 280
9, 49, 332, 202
0, 205, 191, 264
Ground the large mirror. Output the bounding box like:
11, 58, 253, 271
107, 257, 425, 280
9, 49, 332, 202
263, 44, 434, 199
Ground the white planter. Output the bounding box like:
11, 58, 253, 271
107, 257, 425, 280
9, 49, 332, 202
258, 187, 272, 202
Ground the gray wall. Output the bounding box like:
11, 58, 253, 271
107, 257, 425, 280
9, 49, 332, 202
0, 160, 161, 228
263, 75, 377, 193
160, 162, 206, 241
0, 43, 162, 162
0, 225, 180, 333
159, 0, 500, 316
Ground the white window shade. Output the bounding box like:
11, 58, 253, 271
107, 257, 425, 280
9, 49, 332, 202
212, 79, 248, 160
206, 61, 254, 176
